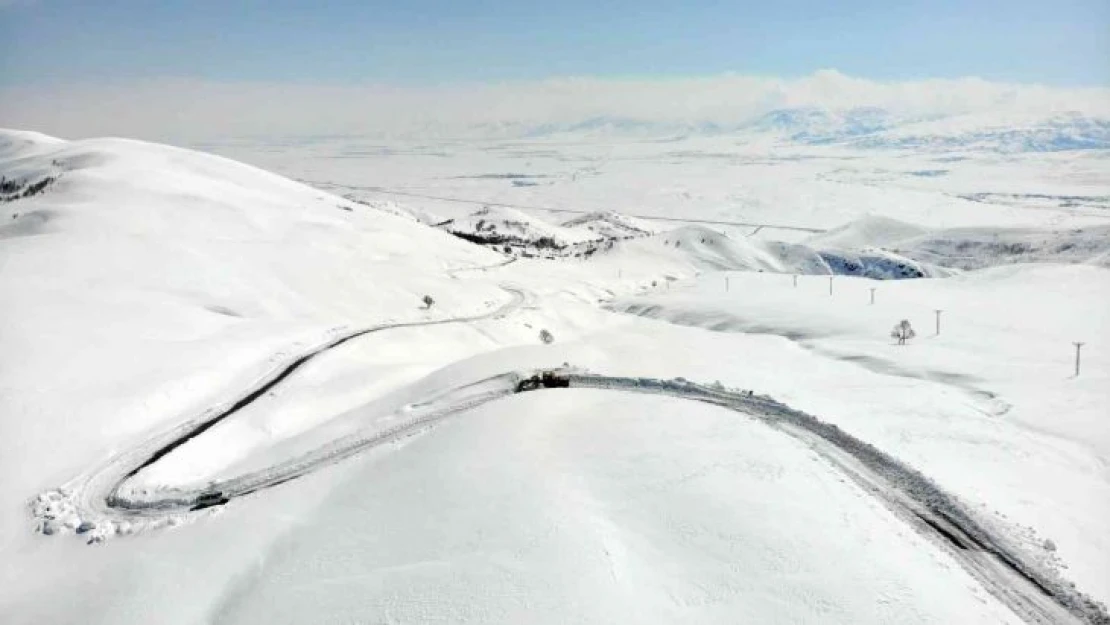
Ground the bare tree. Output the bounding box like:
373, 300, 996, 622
421, 295, 434, 309
539, 329, 554, 344
891, 319, 916, 345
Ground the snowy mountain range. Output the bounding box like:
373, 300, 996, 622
429, 108, 1110, 153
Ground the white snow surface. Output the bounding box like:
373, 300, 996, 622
2, 128, 1109, 624
612, 266, 1110, 603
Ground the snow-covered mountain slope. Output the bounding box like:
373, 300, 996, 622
0, 129, 65, 162
606, 225, 786, 272
805, 215, 932, 249
802, 215, 1110, 270
431, 205, 601, 251
0, 129, 512, 544
560, 210, 658, 239
852, 111, 1110, 153
598, 224, 951, 279
738, 106, 901, 143
427, 205, 664, 260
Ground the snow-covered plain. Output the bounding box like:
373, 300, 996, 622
2, 123, 1109, 624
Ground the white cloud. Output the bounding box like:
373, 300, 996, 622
1, 70, 1108, 142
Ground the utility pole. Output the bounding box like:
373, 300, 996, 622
869, 287, 876, 305
793, 274, 798, 288
1073, 342, 1085, 377
725, 276, 730, 292
829, 276, 834, 296
934, 309, 943, 336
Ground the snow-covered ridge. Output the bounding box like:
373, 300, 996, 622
428, 202, 1108, 278
598, 224, 951, 279
614, 215, 1110, 277
422, 205, 653, 260
425, 206, 938, 277
559, 210, 658, 239
805, 215, 1110, 270
437, 205, 598, 247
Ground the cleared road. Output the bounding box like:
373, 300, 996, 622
34, 367, 1107, 625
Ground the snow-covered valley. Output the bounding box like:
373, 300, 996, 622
1, 124, 1108, 624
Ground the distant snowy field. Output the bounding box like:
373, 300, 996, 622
200, 122, 1110, 234
2, 121, 1109, 625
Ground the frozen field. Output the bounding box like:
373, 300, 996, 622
200, 132, 1110, 237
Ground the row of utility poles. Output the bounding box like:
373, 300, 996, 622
637, 271, 1085, 376
721, 272, 1086, 376
789, 275, 946, 334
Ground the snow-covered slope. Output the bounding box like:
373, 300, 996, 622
608, 225, 785, 272
429, 206, 665, 260
804, 215, 932, 250
0, 129, 65, 161
611, 264, 1110, 605
802, 215, 1110, 271
0, 129, 510, 547
600, 224, 951, 279
560, 210, 658, 239
738, 106, 901, 143
852, 111, 1110, 153
433, 205, 602, 251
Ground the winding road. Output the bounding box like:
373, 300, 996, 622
34, 281, 526, 535
30, 282, 1109, 625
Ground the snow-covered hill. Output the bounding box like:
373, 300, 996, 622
432, 208, 1105, 279
0, 128, 511, 548
426, 205, 663, 260
803, 215, 1110, 270
560, 210, 658, 239
432, 204, 598, 251
595, 224, 951, 280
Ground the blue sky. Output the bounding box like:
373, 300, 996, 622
1, 0, 1107, 87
